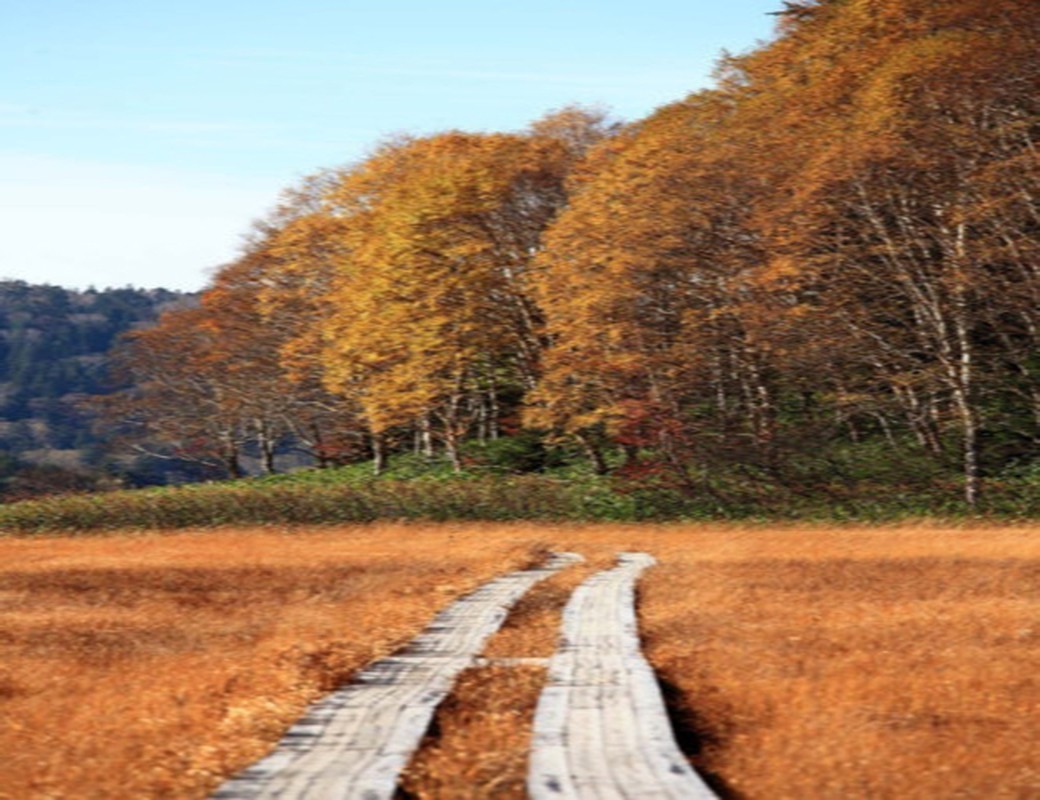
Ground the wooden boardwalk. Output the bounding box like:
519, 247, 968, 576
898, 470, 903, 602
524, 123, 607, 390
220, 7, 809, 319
213, 551, 717, 799
212, 552, 581, 800
528, 553, 717, 799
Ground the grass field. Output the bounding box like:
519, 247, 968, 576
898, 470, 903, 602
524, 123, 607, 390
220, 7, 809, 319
1, 522, 1037, 798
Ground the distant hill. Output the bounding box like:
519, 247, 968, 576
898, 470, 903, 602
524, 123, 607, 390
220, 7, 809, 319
0, 280, 197, 497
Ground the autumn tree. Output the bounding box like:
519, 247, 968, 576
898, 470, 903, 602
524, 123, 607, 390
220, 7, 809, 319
527, 95, 784, 483
240, 175, 370, 467
747, 0, 1040, 505
109, 199, 367, 477
108, 305, 253, 478
314, 127, 587, 471
529, 0, 1039, 507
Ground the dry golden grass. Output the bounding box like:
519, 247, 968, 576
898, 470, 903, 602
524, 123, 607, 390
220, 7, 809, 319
631, 524, 1040, 799
399, 665, 546, 799
2, 521, 1038, 798
0, 524, 542, 799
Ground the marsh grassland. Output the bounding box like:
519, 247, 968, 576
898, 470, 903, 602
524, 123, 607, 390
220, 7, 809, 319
0, 523, 1037, 798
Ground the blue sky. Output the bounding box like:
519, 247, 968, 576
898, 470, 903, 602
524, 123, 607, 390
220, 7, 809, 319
1, 0, 780, 291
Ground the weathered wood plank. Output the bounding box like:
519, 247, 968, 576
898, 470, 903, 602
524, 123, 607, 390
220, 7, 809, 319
528, 552, 717, 799
212, 552, 582, 800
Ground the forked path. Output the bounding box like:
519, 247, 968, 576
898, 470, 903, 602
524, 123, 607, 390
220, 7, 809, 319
212, 552, 582, 800
528, 553, 718, 799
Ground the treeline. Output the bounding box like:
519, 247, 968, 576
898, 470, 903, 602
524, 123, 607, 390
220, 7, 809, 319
0, 281, 197, 496
112, 0, 1039, 508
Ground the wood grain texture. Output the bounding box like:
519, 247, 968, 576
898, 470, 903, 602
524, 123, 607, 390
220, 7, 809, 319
212, 552, 582, 800
528, 552, 717, 799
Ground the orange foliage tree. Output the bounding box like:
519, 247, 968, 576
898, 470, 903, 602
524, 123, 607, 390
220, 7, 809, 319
527, 94, 787, 484
111, 215, 366, 477
743, 0, 1040, 505
313, 122, 601, 471
529, 0, 1039, 504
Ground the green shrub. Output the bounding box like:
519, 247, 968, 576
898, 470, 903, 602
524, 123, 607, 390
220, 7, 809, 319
459, 432, 565, 474
1, 453, 1037, 535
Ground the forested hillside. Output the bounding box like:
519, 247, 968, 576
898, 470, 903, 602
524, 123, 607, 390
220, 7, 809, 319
0, 281, 196, 496
107, 0, 1040, 512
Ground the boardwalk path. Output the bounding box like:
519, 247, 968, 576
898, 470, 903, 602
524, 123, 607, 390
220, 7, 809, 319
213, 552, 716, 799
528, 553, 717, 799
212, 552, 582, 800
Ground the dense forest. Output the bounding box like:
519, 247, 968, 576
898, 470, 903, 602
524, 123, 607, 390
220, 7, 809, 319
0, 281, 196, 496
107, 0, 1039, 510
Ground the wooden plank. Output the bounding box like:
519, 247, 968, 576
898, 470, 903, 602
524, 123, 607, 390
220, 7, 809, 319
212, 552, 582, 800
472, 656, 550, 667
528, 553, 718, 799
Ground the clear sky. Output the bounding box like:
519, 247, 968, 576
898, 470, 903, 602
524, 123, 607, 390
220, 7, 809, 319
0, 0, 781, 292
